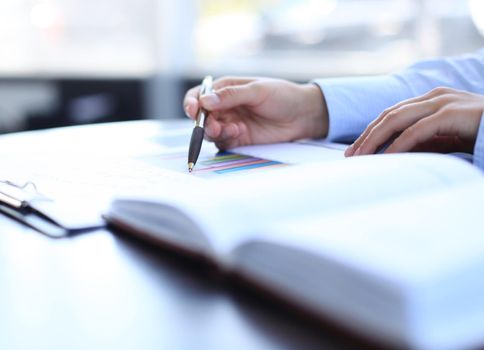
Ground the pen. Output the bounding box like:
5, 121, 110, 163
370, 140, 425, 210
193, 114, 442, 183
188, 76, 213, 172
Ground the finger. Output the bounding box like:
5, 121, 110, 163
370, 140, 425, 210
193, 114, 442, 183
204, 115, 222, 141
215, 137, 241, 151
184, 77, 257, 118
385, 112, 449, 154
200, 84, 260, 111
212, 76, 255, 90
214, 124, 242, 150
353, 100, 436, 156
205, 117, 240, 145
345, 92, 438, 156
379, 87, 450, 118
345, 118, 384, 157
183, 86, 201, 119
220, 123, 240, 141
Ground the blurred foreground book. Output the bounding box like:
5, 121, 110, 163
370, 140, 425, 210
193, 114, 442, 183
106, 153, 484, 350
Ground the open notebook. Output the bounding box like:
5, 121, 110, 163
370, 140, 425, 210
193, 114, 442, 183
105, 152, 484, 350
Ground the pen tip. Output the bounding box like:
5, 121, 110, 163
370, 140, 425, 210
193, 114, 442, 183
188, 162, 194, 173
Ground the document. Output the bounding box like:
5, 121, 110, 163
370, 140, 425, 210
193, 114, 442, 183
0, 120, 346, 226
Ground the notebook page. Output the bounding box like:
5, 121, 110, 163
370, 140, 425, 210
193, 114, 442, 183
205, 153, 482, 254
254, 181, 484, 284
251, 181, 484, 350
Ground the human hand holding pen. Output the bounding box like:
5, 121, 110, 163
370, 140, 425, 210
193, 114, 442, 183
184, 77, 329, 150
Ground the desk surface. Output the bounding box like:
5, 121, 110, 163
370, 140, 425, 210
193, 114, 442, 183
0, 121, 365, 350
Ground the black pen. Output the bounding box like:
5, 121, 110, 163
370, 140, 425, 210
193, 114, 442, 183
188, 76, 213, 172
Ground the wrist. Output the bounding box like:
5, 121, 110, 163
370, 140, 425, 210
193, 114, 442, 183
299, 83, 329, 139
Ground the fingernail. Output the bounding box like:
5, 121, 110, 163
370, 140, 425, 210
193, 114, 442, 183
201, 93, 220, 108
184, 106, 191, 117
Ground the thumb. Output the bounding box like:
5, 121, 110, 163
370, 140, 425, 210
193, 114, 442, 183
200, 85, 259, 111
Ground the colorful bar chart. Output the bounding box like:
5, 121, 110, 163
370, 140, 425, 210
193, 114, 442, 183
193, 152, 286, 175
141, 151, 287, 176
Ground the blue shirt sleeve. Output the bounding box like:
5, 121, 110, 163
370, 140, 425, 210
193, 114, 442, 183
312, 48, 484, 168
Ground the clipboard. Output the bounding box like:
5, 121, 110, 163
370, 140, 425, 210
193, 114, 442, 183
0, 180, 104, 238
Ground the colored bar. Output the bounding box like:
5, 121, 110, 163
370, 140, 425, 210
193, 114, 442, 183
193, 158, 271, 174
214, 161, 282, 174
203, 157, 262, 168
201, 154, 249, 164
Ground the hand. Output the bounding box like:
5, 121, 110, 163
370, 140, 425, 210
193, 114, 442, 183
183, 77, 328, 150
345, 87, 484, 157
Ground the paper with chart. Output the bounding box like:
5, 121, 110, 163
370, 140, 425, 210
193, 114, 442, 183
0, 121, 348, 227
133, 124, 346, 178
137, 150, 288, 178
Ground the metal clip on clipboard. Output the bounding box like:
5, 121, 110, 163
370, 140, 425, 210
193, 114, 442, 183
0, 180, 104, 238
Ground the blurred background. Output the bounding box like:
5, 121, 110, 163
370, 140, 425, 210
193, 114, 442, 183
0, 0, 483, 133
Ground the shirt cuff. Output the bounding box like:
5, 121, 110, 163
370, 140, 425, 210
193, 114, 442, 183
313, 75, 416, 143
473, 111, 484, 171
